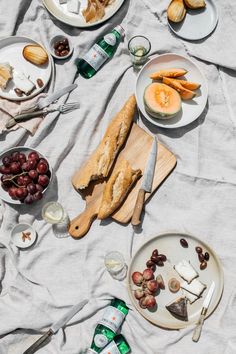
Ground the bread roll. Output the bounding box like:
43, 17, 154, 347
72, 95, 136, 190
97, 158, 141, 219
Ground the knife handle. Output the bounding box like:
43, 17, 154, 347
131, 189, 146, 226
14, 110, 46, 122
192, 314, 205, 342
23, 329, 53, 354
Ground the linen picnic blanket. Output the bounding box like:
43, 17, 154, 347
0, 0, 236, 353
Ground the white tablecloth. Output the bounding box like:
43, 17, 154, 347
0, 0, 236, 353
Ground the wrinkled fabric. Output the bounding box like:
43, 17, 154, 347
0, 0, 236, 353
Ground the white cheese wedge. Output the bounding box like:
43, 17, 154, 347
59, 0, 67, 4
13, 70, 35, 95
174, 260, 198, 283
67, 0, 80, 13
181, 279, 207, 297
182, 290, 199, 304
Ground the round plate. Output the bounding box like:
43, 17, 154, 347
11, 223, 37, 248
0, 146, 52, 205
0, 36, 52, 101
43, 0, 125, 28
136, 53, 208, 129
127, 232, 224, 329
168, 0, 218, 41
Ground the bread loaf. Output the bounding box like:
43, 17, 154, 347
97, 158, 141, 219
72, 95, 136, 190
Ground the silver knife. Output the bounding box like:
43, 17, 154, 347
192, 281, 215, 342
6, 84, 77, 129
131, 136, 158, 226
23, 299, 87, 354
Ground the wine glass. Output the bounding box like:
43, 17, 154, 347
104, 251, 127, 280
42, 202, 70, 238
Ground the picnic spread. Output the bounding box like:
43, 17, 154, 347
0, 0, 236, 353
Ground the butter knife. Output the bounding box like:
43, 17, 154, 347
192, 281, 215, 342
23, 299, 87, 354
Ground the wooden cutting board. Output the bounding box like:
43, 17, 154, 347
69, 123, 176, 238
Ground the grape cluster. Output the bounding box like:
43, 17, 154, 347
0, 150, 51, 204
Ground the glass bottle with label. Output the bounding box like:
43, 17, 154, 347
76, 25, 125, 79
100, 334, 131, 354
87, 298, 129, 354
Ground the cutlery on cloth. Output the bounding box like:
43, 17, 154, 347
192, 281, 216, 342
6, 102, 80, 129
23, 299, 88, 354
131, 136, 157, 226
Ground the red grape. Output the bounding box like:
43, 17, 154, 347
27, 183, 37, 195
11, 152, 20, 162
22, 162, 31, 172
10, 162, 21, 174
143, 269, 154, 281
33, 191, 43, 201
38, 158, 48, 165
132, 272, 143, 286
23, 175, 32, 186
0, 165, 11, 174
1, 174, 13, 188
8, 186, 18, 199
1, 182, 9, 191
17, 175, 25, 186
38, 174, 49, 187
28, 151, 39, 162
17, 153, 26, 164
28, 170, 38, 180
139, 297, 148, 309
147, 280, 159, 293
2, 156, 11, 167
28, 159, 37, 170
35, 183, 43, 192
144, 295, 156, 309
134, 289, 144, 300
24, 194, 34, 204
37, 162, 48, 174
15, 187, 28, 200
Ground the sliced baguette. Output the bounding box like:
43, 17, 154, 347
97, 158, 141, 219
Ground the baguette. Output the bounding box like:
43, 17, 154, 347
97, 158, 141, 219
72, 95, 136, 190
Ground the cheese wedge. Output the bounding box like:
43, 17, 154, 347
174, 260, 198, 283
182, 290, 199, 304
13, 70, 36, 95
181, 279, 206, 297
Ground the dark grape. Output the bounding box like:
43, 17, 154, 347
22, 162, 31, 172
152, 249, 158, 257
27, 183, 37, 195
28, 159, 37, 170
2, 156, 12, 167
15, 187, 28, 200
38, 174, 49, 187
35, 183, 43, 192
10, 162, 21, 174
17, 175, 25, 186
17, 153, 26, 164
28, 152, 40, 162
24, 194, 34, 204
33, 191, 43, 201
1, 174, 13, 188
28, 170, 38, 180
37, 162, 48, 174
23, 175, 32, 186
8, 186, 18, 199
11, 152, 20, 162
0, 165, 11, 174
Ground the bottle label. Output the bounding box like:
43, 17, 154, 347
100, 340, 120, 354
94, 334, 109, 348
99, 306, 125, 333
83, 44, 109, 71
104, 33, 117, 46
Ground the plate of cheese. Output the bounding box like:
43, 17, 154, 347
0, 36, 52, 101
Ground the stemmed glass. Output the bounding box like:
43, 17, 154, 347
42, 202, 70, 238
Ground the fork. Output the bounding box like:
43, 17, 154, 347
6, 102, 80, 129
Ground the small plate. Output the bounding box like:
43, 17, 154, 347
49, 35, 73, 60
168, 0, 218, 41
11, 223, 37, 248
0, 36, 53, 101
136, 53, 208, 129
43, 0, 125, 28
127, 232, 224, 329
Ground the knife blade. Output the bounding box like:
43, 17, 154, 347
23, 299, 87, 354
131, 136, 158, 226
192, 281, 215, 342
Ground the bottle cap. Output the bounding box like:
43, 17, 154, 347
114, 25, 125, 37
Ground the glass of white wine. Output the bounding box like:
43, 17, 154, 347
104, 251, 127, 280
42, 202, 70, 238
128, 35, 151, 69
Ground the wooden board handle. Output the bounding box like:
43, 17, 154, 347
131, 189, 146, 226
69, 209, 98, 238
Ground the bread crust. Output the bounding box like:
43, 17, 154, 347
72, 95, 136, 190
97, 158, 141, 219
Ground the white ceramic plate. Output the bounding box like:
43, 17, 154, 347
0, 36, 52, 101
136, 53, 208, 129
43, 0, 125, 28
0, 146, 52, 205
127, 232, 224, 329
168, 0, 218, 41
11, 223, 37, 248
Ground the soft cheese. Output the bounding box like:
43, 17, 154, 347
182, 290, 199, 304
13, 70, 35, 95
181, 278, 206, 297
67, 0, 80, 13
174, 260, 198, 283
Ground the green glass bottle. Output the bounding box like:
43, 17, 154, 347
100, 334, 131, 354
76, 25, 124, 79
87, 299, 129, 354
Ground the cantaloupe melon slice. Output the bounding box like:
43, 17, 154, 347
163, 77, 196, 100
144, 82, 182, 119
150, 68, 188, 80
164, 78, 201, 90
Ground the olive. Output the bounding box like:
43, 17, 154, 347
62, 38, 69, 46
65, 45, 69, 50
55, 50, 61, 57
180, 238, 188, 248
146, 260, 155, 268
57, 45, 64, 52
151, 255, 159, 264
37, 78, 44, 88
60, 50, 69, 57
198, 253, 205, 262
157, 260, 164, 267
204, 252, 210, 261
195, 246, 203, 254
14, 88, 23, 97
150, 265, 156, 272
53, 41, 60, 49
152, 249, 158, 257
200, 261, 207, 270
158, 254, 167, 262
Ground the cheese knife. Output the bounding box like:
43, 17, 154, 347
6, 83, 77, 129
131, 136, 157, 226
23, 299, 87, 354
192, 281, 215, 342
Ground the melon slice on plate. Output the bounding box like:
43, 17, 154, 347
150, 68, 188, 80
163, 77, 196, 100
